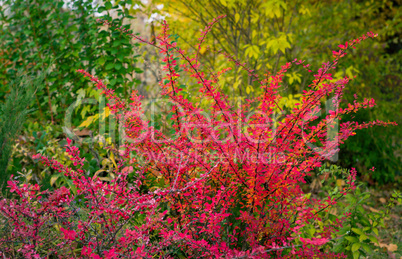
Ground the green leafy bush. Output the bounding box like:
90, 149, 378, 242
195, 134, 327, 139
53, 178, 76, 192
0, 71, 44, 192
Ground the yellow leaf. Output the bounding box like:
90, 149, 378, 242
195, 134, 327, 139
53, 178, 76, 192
299, 5, 311, 16
288, 75, 294, 84
101, 159, 111, 167
100, 106, 110, 120
336, 179, 345, 187
278, 1, 287, 10
94, 169, 105, 179
246, 85, 251, 95
266, 38, 279, 54
110, 152, 118, 168
233, 80, 241, 90
235, 13, 240, 23
246, 85, 254, 95
220, 0, 227, 6
50, 175, 59, 186
79, 116, 94, 128
79, 114, 99, 128
251, 13, 259, 23
199, 46, 207, 54
252, 30, 257, 39
274, 7, 281, 18
334, 71, 344, 80
245, 46, 251, 58
253, 45, 260, 58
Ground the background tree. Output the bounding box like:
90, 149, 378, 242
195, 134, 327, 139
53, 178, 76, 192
0, 0, 146, 186
152, 0, 401, 184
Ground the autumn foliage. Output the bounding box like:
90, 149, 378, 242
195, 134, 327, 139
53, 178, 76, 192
0, 18, 396, 258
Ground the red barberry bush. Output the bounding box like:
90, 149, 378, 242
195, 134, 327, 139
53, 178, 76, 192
0, 18, 396, 258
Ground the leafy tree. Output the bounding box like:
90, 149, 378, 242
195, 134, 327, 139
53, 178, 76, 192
152, 0, 401, 183
0, 0, 148, 184
0, 0, 143, 124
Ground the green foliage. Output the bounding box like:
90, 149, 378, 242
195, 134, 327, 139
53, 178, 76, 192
339, 110, 401, 184
0, 0, 143, 124
0, 71, 44, 192
312, 164, 402, 258
332, 186, 383, 259
306, 0, 401, 183
0, 0, 146, 188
